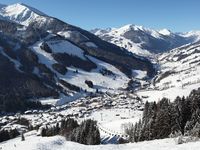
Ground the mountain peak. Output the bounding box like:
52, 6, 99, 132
3, 3, 46, 16
159, 29, 172, 36
119, 24, 144, 32
0, 3, 47, 26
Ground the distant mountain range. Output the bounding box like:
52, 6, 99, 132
0, 3, 154, 106
1, 2, 200, 110
91, 24, 200, 56
92, 24, 200, 103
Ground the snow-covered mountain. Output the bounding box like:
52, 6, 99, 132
157, 41, 200, 89
0, 3, 200, 107
0, 3, 48, 26
2, 3, 200, 149
136, 41, 200, 102
0, 3, 155, 106
92, 24, 200, 56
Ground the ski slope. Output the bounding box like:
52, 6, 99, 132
1, 131, 200, 150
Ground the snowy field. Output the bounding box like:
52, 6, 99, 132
84, 109, 142, 139
1, 131, 200, 150
87, 109, 142, 135
136, 82, 200, 102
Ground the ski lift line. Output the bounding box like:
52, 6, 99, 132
97, 123, 129, 138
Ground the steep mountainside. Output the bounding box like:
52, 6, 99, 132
0, 3, 155, 106
92, 24, 200, 56
136, 41, 200, 102
157, 41, 200, 88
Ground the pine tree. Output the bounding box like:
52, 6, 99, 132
142, 101, 150, 124
68, 119, 100, 145
127, 88, 200, 142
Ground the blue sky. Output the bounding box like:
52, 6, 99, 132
1, 0, 200, 32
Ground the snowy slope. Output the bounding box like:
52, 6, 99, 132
31, 37, 129, 93
1, 131, 200, 150
0, 3, 155, 105
0, 3, 48, 26
92, 24, 200, 56
92, 25, 153, 56
180, 31, 200, 42
159, 28, 172, 36
136, 41, 200, 102
90, 109, 142, 135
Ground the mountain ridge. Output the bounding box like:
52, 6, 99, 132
91, 24, 200, 56
0, 3, 155, 109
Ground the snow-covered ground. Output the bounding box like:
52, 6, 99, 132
31, 36, 130, 94
0, 3, 48, 26
136, 42, 200, 102
1, 131, 200, 150
136, 82, 200, 102
0, 91, 144, 145
93, 25, 152, 56
87, 109, 142, 135
92, 24, 200, 57
62, 56, 129, 93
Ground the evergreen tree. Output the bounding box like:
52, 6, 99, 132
69, 119, 100, 145
127, 88, 200, 142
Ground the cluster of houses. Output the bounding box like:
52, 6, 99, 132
56, 92, 144, 118
0, 91, 144, 134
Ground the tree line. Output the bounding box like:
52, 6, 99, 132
0, 97, 51, 113
0, 118, 100, 145
40, 118, 101, 145
125, 88, 200, 142
0, 128, 20, 142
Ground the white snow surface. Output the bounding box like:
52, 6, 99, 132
132, 70, 147, 79
136, 42, 200, 102
180, 31, 200, 42
46, 39, 86, 60
57, 31, 72, 38
0, 3, 48, 26
137, 83, 200, 102
92, 24, 166, 56
92, 24, 200, 57
2, 131, 200, 150
30, 37, 130, 104
89, 109, 142, 135
159, 29, 172, 36
58, 30, 89, 41
62, 56, 129, 92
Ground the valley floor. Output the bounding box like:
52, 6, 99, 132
1, 131, 200, 150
